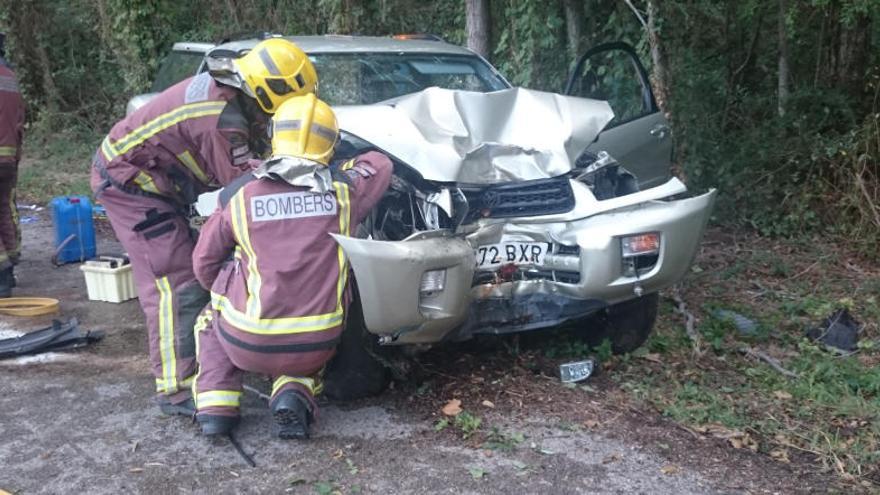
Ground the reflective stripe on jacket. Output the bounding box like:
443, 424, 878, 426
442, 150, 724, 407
192, 151, 392, 345
95, 73, 269, 203
0, 62, 25, 165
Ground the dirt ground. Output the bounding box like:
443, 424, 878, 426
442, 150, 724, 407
0, 215, 844, 494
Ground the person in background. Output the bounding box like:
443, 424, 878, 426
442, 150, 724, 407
90, 38, 318, 416
0, 33, 25, 297
191, 94, 392, 439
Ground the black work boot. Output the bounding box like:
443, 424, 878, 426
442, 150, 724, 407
158, 397, 196, 417
0, 267, 12, 298
271, 390, 312, 440
197, 414, 240, 436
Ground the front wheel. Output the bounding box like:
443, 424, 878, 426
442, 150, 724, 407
322, 297, 391, 401
581, 293, 659, 354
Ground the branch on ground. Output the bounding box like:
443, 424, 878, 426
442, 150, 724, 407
671, 285, 703, 357
738, 346, 799, 379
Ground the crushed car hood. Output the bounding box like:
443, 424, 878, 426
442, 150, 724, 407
334, 87, 614, 184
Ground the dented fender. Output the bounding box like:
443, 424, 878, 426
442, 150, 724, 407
331, 231, 476, 338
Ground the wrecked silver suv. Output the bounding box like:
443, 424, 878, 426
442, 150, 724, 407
131, 35, 716, 398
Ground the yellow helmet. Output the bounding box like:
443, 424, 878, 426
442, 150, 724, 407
271, 93, 339, 165
233, 38, 318, 113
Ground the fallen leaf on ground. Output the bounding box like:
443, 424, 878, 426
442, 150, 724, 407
602, 453, 622, 464
469, 467, 486, 480
481, 400, 495, 408
640, 353, 663, 363
660, 464, 680, 475
695, 424, 759, 451
584, 419, 600, 429
769, 449, 790, 463
442, 399, 463, 416
773, 390, 793, 400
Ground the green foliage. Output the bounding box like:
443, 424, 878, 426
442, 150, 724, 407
453, 411, 482, 439
662, 0, 880, 253
1, 0, 878, 245
484, 427, 525, 451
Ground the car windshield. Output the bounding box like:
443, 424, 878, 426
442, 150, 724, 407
151, 50, 205, 93
310, 53, 508, 105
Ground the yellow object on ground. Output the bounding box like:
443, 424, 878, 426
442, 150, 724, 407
0, 297, 60, 316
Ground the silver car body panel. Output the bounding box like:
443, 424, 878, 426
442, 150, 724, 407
586, 111, 673, 189
331, 231, 476, 342
220, 35, 480, 56
334, 87, 614, 184
335, 182, 717, 344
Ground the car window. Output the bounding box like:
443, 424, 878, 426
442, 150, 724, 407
568, 51, 651, 126
310, 53, 508, 105
151, 51, 205, 93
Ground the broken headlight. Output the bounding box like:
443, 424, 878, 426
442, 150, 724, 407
573, 151, 638, 200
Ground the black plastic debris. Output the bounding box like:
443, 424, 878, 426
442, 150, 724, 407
0, 318, 104, 359
805, 308, 861, 352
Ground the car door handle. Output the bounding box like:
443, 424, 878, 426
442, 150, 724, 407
650, 124, 669, 139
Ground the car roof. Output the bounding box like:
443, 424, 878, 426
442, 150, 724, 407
171, 42, 216, 53
208, 35, 478, 57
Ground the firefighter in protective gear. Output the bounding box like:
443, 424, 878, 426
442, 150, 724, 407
191, 94, 392, 438
234, 38, 318, 114
90, 38, 317, 416
0, 33, 25, 297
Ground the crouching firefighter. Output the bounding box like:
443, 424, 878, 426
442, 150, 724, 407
191, 94, 392, 438
90, 38, 318, 415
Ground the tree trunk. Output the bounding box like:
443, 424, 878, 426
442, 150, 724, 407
562, 0, 584, 61
820, 1, 871, 99
465, 0, 490, 58
777, 0, 790, 117
646, 0, 670, 113
5, 0, 61, 112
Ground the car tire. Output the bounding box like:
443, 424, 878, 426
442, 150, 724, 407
322, 296, 391, 401
583, 293, 659, 354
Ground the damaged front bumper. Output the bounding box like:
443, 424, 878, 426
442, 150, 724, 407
334, 178, 717, 345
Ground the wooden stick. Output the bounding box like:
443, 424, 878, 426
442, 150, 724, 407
738, 346, 799, 378
671, 285, 703, 356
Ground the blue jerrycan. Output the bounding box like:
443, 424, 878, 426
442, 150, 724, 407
51, 196, 97, 264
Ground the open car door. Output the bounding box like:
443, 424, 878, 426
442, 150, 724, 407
566, 42, 672, 189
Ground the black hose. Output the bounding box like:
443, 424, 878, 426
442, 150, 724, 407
227, 431, 256, 468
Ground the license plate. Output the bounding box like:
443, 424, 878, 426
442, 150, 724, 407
475, 242, 549, 269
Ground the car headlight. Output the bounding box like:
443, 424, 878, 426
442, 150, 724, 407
621, 233, 661, 278
419, 269, 446, 295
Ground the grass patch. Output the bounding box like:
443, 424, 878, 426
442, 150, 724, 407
18, 116, 101, 203
614, 228, 880, 486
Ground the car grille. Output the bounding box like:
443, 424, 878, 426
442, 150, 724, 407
473, 269, 581, 285
462, 177, 575, 223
